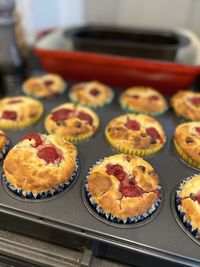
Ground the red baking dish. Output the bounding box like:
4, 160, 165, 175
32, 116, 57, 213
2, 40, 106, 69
33, 29, 200, 95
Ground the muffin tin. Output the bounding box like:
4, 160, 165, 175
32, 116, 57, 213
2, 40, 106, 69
0, 85, 199, 267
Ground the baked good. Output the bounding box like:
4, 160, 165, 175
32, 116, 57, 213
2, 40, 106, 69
171, 90, 200, 121
45, 103, 99, 142
69, 81, 113, 108
0, 96, 43, 130
86, 153, 161, 223
23, 73, 66, 98
174, 122, 200, 169
3, 133, 78, 198
119, 86, 168, 116
105, 114, 166, 156
176, 174, 200, 239
0, 130, 10, 160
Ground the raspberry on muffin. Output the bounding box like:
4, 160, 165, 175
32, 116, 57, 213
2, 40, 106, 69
69, 81, 114, 108
86, 154, 161, 223
45, 103, 99, 142
119, 86, 168, 116
105, 114, 166, 156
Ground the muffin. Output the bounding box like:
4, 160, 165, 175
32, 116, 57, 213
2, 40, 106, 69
45, 103, 99, 142
171, 90, 200, 121
0, 96, 43, 130
69, 81, 114, 108
0, 130, 10, 160
105, 114, 166, 156
23, 73, 66, 98
119, 86, 168, 116
85, 154, 161, 223
3, 133, 78, 198
176, 174, 200, 239
174, 122, 200, 169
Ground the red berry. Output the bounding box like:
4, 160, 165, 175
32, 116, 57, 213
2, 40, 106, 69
196, 191, 200, 204
90, 88, 100, 96
189, 97, 200, 107
125, 119, 140, 131
120, 184, 144, 197
37, 146, 61, 164
195, 127, 200, 134
23, 133, 43, 147
51, 109, 73, 122
77, 111, 93, 126
146, 127, 161, 141
7, 99, 23, 104
149, 95, 159, 101
2, 110, 17, 121
44, 80, 54, 87
106, 164, 126, 181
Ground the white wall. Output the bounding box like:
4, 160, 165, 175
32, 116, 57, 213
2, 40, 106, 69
16, 0, 85, 43
16, 0, 200, 44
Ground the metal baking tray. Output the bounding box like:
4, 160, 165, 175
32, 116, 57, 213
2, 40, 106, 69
0, 85, 199, 267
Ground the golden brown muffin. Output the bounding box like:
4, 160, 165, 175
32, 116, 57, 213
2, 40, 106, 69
3, 133, 78, 197
174, 122, 200, 169
86, 154, 161, 222
23, 73, 66, 98
171, 90, 200, 121
119, 86, 168, 116
45, 102, 99, 142
177, 174, 200, 237
69, 81, 113, 108
105, 114, 166, 156
0, 96, 43, 130
0, 130, 10, 160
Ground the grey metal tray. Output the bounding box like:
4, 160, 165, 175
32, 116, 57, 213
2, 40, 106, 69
0, 86, 199, 267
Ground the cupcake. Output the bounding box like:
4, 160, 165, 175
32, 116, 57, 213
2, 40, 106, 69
0, 130, 10, 160
69, 81, 113, 108
119, 86, 168, 116
85, 154, 161, 223
23, 73, 66, 98
45, 103, 99, 142
171, 90, 200, 121
3, 133, 78, 198
0, 96, 43, 130
176, 174, 200, 239
174, 122, 200, 169
105, 114, 166, 156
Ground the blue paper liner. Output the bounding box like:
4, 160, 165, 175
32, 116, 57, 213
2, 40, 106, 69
85, 158, 162, 224
119, 98, 168, 117
2, 157, 79, 199
176, 175, 200, 240
0, 138, 10, 161
69, 88, 114, 108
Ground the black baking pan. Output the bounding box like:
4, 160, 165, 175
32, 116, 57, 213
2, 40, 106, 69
0, 85, 199, 267
64, 25, 190, 61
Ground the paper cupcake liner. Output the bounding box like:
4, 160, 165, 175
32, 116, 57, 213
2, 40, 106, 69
176, 175, 200, 239
174, 139, 200, 169
119, 99, 168, 117
0, 139, 10, 161
85, 158, 162, 224
105, 131, 165, 157
0, 105, 43, 130
2, 158, 79, 199
22, 83, 67, 99
69, 88, 114, 108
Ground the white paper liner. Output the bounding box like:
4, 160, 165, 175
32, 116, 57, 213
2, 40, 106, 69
176, 174, 200, 239
85, 158, 162, 224
2, 157, 79, 199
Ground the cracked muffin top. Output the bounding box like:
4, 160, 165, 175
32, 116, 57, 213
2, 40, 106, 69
87, 154, 161, 220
